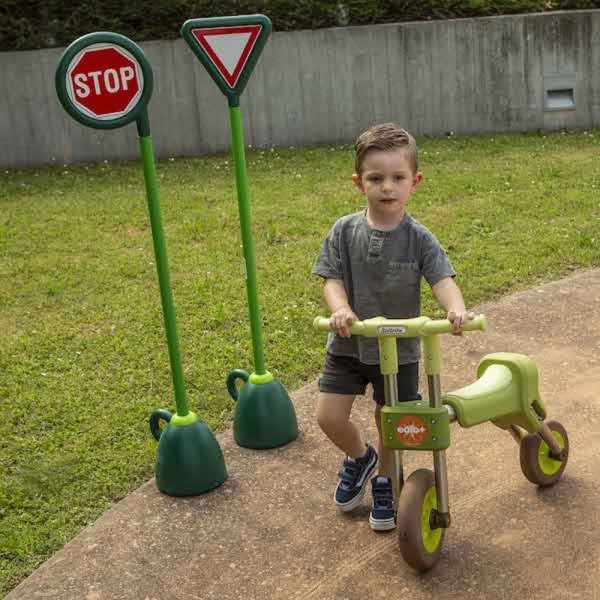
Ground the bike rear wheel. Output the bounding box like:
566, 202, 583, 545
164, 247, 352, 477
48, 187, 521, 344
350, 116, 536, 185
519, 420, 569, 487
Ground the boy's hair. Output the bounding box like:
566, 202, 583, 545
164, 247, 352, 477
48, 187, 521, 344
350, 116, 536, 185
354, 123, 418, 174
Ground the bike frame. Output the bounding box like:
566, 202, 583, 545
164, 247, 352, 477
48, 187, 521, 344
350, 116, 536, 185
379, 333, 451, 527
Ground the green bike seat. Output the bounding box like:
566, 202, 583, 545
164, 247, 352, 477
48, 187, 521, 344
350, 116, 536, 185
443, 352, 547, 433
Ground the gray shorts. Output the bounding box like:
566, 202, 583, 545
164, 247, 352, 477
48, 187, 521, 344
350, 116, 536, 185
318, 352, 421, 406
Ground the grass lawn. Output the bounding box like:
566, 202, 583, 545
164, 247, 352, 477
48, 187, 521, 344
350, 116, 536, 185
1, 129, 599, 593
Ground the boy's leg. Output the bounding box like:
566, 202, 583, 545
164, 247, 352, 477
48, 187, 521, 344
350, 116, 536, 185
316, 392, 365, 458
317, 392, 377, 512
317, 354, 379, 512
315, 392, 378, 512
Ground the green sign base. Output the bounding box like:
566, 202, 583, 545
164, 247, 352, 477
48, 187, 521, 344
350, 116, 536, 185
150, 409, 227, 495
227, 370, 298, 449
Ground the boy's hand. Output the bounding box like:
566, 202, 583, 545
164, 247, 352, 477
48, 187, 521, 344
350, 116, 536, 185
447, 310, 476, 335
330, 306, 358, 338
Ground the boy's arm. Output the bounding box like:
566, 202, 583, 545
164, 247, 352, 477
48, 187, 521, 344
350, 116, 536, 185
324, 278, 358, 338
431, 276, 474, 332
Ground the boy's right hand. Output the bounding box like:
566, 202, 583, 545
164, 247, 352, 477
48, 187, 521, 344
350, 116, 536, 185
330, 306, 358, 338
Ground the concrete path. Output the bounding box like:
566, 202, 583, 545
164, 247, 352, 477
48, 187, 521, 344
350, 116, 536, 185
8, 270, 600, 600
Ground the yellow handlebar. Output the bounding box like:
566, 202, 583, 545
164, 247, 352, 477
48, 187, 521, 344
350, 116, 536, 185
422, 315, 487, 335
312, 314, 487, 338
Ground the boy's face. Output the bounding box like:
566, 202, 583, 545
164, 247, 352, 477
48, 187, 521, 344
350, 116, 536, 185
352, 148, 422, 222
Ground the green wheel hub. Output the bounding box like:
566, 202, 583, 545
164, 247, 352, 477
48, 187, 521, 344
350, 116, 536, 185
421, 486, 443, 554
538, 431, 565, 476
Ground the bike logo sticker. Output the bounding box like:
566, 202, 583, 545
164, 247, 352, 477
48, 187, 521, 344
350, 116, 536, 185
378, 326, 407, 335
396, 415, 428, 446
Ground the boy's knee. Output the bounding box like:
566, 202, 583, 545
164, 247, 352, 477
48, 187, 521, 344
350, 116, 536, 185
316, 401, 348, 434
316, 408, 340, 434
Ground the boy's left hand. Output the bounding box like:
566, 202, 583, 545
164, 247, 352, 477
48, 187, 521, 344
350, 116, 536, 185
447, 310, 476, 335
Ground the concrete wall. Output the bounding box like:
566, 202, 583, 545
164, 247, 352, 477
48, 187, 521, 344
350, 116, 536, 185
1, 10, 600, 168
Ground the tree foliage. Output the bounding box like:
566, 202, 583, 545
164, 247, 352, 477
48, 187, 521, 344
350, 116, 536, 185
1, 0, 599, 51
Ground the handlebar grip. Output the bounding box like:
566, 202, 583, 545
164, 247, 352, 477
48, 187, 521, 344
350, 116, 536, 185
313, 317, 333, 332
421, 314, 487, 335
462, 314, 487, 331
312, 317, 366, 335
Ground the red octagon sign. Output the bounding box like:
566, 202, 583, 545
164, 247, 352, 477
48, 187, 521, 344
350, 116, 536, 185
66, 44, 143, 120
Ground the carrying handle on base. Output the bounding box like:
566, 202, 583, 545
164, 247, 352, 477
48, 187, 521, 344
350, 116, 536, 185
149, 409, 173, 441
226, 369, 250, 401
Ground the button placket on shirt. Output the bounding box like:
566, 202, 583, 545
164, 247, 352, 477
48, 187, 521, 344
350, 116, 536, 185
366, 231, 386, 264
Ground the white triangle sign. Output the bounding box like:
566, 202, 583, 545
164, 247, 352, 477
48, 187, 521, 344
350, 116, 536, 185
206, 33, 251, 76
192, 25, 262, 89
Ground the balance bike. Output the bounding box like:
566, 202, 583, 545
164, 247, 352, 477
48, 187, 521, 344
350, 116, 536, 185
313, 315, 569, 572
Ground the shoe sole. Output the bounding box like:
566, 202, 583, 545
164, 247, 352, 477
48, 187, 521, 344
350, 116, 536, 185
369, 515, 396, 531
334, 454, 378, 512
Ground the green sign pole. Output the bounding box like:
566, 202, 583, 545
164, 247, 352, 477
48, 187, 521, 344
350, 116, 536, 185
182, 15, 298, 449
228, 104, 266, 375
56, 32, 226, 495
136, 111, 190, 416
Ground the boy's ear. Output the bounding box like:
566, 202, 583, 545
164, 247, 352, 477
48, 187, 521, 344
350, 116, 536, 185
412, 171, 423, 190
351, 173, 364, 192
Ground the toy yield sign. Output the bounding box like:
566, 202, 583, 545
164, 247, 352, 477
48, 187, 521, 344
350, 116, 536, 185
181, 14, 298, 450
193, 25, 260, 88
181, 15, 271, 104
56, 32, 152, 129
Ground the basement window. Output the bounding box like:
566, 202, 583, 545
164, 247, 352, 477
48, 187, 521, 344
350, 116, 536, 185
545, 88, 575, 111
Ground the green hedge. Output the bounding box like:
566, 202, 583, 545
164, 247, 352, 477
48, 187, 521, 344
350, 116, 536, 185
1, 1, 599, 51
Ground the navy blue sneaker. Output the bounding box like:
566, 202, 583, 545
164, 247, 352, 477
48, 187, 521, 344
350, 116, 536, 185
369, 476, 396, 531
334, 444, 378, 512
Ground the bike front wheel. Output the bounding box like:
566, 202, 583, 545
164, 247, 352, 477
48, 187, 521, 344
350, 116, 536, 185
397, 468, 445, 572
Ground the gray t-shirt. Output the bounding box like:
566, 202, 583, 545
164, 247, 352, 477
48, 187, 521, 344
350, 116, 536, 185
312, 210, 456, 364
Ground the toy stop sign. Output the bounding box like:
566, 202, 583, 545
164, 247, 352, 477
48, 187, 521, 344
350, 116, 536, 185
56, 32, 153, 130
68, 45, 142, 119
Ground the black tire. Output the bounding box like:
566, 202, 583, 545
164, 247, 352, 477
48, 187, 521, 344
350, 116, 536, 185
397, 468, 445, 572
519, 420, 569, 487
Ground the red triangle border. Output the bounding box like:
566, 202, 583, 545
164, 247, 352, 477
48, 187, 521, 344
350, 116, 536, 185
191, 25, 262, 89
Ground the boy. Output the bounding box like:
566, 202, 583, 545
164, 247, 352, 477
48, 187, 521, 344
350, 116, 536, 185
312, 123, 472, 531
